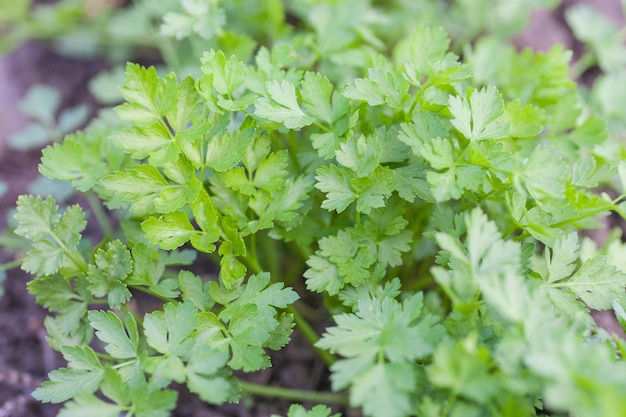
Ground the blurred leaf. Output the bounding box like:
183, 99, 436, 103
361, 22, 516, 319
28, 176, 75, 203
19, 84, 61, 124
58, 104, 90, 134
88, 66, 126, 104
9, 123, 50, 150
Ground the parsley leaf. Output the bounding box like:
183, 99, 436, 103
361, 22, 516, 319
449, 86, 510, 141
255, 80, 315, 129
318, 292, 443, 417
33, 346, 104, 403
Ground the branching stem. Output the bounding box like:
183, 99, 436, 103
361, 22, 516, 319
239, 381, 348, 406
288, 304, 336, 367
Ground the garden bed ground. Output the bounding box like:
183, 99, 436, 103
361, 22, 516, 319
0, 1, 623, 416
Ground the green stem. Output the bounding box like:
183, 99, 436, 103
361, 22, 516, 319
551, 205, 614, 228
128, 285, 177, 304
570, 51, 597, 80
245, 235, 264, 276
159, 36, 182, 70
313, 120, 331, 133
0, 259, 23, 271
85, 191, 114, 239
263, 235, 281, 280
288, 304, 336, 367
53, 236, 88, 274
239, 381, 348, 406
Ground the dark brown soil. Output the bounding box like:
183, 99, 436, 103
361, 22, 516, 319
0, 1, 624, 416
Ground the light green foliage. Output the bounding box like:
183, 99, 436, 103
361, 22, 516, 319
14, 195, 86, 276
566, 5, 626, 73
9, 84, 89, 150
449, 86, 510, 141
160, 0, 226, 41
318, 292, 443, 417
255, 80, 315, 129
9, 1, 626, 417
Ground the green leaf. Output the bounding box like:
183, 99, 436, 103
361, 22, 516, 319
109, 126, 173, 162
449, 86, 510, 141
351, 362, 417, 417
19, 84, 60, 124
315, 164, 355, 213
343, 68, 411, 110
185, 346, 235, 404
301, 71, 334, 124
205, 128, 255, 172
39, 134, 107, 191
144, 301, 197, 356
8, 122, 50, 150
304, 254, 344, 295
86, 240, 132, 307
318, 293, 443, 363
142, 212, 198, 251
160, 0, 226, 40
318, 293, 442, 417
57, 394, 124, 417
179, 271, 214, 311
428, 335, 502, 404
218, 273, 299, 321
129, 384, 178, 417
399, 112, 450, 158
15, 196, 86, 276
33, 346, 104, 403
393, 164, 432, 202
335, 135, 381, 178
211, 273, 298, 371
21, 239, 64, 276
502, 99, 545, 138
58, 104, 89, 134
101, 166, 170, 214
255, 80, 315, 129
88, 311, 138, 359
352, 166, 396, 214
560, 256, 626, 310
521, 145, 566, 200
189, 191, 221, 252
14, 195, 61, 241
393, 25, 451, 75
544, 233, 579, 284
115, 64, 161, 125
200, 49, 248, 96
254, 151, 289, 192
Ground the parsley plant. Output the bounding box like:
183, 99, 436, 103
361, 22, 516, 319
7, 1, 626, 417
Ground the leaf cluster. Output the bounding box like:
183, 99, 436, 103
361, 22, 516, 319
6, 1, 626, 417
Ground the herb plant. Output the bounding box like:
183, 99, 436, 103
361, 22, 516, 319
7, 1, 626, 417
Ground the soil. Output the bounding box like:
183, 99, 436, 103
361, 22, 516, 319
0, 1, 624, 416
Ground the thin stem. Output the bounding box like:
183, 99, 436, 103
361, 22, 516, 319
570, 51, 597, 80
244, 252, 263, 277
0, 259, 23, 271
288, 304, 336, 367
551, 205, 613, 228
239, 381, 349, 406
263, 235, 281, 280
85, 191, 114, 239
313, 120, 331, 133
128, 285, 177, 304
52, 235, 88, 274
159, 36, 182, 70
